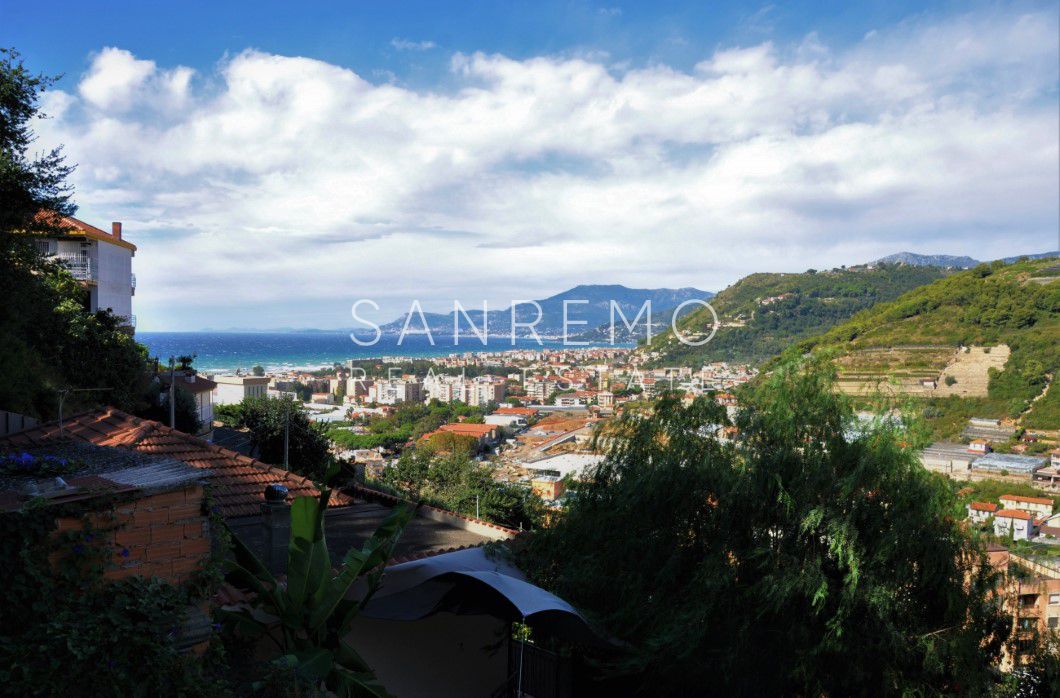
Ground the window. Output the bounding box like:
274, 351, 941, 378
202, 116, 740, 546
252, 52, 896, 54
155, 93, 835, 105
34, 239, 55, 256
1049, 594, 1059, 605
1049, 616, 1058, 629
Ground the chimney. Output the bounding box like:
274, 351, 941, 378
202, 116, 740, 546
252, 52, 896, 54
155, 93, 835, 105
112, 222, 122, 239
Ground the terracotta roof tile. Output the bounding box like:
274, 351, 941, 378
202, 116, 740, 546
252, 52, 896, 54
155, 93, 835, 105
0, 407, 350, 518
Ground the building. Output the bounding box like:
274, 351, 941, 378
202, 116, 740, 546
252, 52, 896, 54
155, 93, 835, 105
1002, 561, 1060, 667
966, 501, 999, 523
972, 453, 1048, 477
484, 414, 528, 430
211, 375, 270, 405
968, 439, 991, 454
159, 370, 217, 434
994, 509, 1035, 540
962, 417, 1017, 442
369, 379, 423, 405
32, 213, 136, 327
530, 475, 566, 501
999, 494, 1055, 518
920, 442, 977, 474
0, 441, 210, 586
596, 391, 614, 408
430, 422, 499, 447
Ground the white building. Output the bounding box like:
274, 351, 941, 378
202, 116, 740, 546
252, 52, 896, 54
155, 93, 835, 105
994, 509, 1035, 540
32, 214, 136, 327
369, 379, 423, 405
999, 494, 1054, 518
159, 370, 216, 435
211, 375, 270, 405
966, 501, 999, 524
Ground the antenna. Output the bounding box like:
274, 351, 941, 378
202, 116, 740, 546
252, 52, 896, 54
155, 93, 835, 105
57, 387, 111, 438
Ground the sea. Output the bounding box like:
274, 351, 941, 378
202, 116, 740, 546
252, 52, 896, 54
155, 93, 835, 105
137, 331, 628, 373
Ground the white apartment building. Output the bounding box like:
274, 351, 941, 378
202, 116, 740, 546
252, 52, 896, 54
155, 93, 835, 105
211, 375, 270, 405
423, 375, 505, 407
368, 379, 423, 405
32, 214, 136, 327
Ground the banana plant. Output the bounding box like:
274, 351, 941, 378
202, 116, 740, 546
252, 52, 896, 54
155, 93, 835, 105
222, 486, 413, 697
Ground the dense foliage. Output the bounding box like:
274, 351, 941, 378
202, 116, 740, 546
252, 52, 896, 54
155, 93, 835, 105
0, 504, 228, 695
0, 48, 155, 420
224, 485, 411, 697
223, 396, 333, 480
517, 357, 1010, 695
331, 400, 490, 451
795, 259, 1059, 433
381, 443, 544, 530
642, 264, 947, 365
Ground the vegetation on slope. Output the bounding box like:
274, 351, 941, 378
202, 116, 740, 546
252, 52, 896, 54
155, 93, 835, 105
517, 356, 1009, 695
640, 264, 947, 366
793, 259, 1059, 432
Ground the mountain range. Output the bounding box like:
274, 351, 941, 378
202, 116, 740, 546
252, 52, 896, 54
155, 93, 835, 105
375, 284, 713, 339
875, 250, 1058, 268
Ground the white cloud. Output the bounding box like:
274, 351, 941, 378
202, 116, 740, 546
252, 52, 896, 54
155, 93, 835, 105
390, 38, 437, 51
33, 8, 1060, 330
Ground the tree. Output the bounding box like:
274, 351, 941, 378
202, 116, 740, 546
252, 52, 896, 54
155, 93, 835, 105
140, 382, 202, 434
251, 365, 265, 377
0, 48, 154, 419
240, 396, 333, 480
517, 356, 1010, 695
224, 483, 412, 696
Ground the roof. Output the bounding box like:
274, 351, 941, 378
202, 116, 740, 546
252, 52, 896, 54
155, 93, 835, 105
160, 371, 218, 394
34, 211, 137, 252
995, 509, 1034, 521
1000, 494, 1054, 506
0, 407, 350, 518
495, 407, 538, 416
437, 423, 497, 437
968, 501, 999, 512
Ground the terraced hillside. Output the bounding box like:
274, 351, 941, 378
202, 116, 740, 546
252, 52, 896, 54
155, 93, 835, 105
793, 258, 1059, 436
638, 264, 948, 366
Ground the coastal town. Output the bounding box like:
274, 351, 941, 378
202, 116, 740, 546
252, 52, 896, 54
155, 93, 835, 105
2, 4, 1059, 695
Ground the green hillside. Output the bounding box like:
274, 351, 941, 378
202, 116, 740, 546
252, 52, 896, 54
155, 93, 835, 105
639, 264, 948, 366
793, 258, 1060, 435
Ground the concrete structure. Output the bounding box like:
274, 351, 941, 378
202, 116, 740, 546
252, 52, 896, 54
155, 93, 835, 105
484, 414, 528, 429
966, 501, 998, 524
211, 375, 269, 405
999, 494, 1054, 518
32, 214, 136, 327
994, 509, 1035, 540
920, 442, 977, 474
530, 474, 566, 501
522, 453, 605, 479
968, 438, 991, 454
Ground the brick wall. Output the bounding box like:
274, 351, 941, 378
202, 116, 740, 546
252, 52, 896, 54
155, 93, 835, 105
54, 484, 211, 585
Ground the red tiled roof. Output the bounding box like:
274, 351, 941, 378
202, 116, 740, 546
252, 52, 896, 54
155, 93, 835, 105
437, 423, 497, 437
968, 501, 999, 512
995, 509, 1033, 521
495, 407, 538, 416
1000, 494, 1053, 507
34, 211, 137, 252
0, 407, 350, 518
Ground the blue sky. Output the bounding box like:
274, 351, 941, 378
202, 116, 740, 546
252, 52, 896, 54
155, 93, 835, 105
2, 1, 1057, 330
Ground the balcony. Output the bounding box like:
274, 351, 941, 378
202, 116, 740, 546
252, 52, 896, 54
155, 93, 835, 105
54, 254, 96, 282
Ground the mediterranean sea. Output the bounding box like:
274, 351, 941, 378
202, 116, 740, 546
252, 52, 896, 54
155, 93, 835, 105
137, 331, 629, 373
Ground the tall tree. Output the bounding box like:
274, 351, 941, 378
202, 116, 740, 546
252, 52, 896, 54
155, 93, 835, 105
0, 48, 152, 419
518, 356, 1010, 695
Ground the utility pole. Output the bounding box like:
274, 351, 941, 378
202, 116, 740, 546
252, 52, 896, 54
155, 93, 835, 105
283, 401, 290, 469
168, 356, 176, 429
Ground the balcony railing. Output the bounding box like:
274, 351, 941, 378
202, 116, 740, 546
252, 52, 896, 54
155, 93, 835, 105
54, 254, 96, 282
131, 273, 136, 295
116, 314, 136, 329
